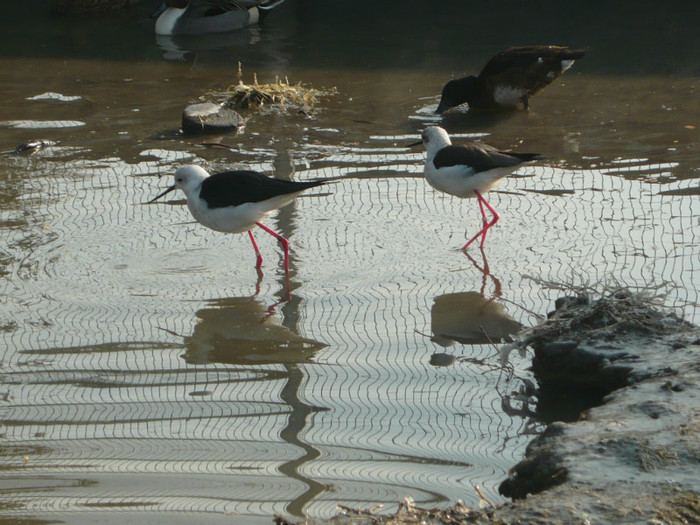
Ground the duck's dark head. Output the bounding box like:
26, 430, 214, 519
435, 75, 478, 114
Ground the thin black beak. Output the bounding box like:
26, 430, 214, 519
150, 1, 167, 19
406, 140, 423, 149
146, 185, 176, 204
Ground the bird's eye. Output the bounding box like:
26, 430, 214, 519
176, 178, 183, 183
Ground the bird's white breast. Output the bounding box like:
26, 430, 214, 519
186, 192, 299, 234
247, 7, 260, 24
425, 163, 512, 199
155, 7, 185, 35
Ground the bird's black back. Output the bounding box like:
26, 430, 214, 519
199, 170, 325, 209
479, 45, 586, 79
433, 143, 540, 173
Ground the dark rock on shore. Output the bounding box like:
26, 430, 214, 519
283, 290, 700, 524
495, 289, 700, 522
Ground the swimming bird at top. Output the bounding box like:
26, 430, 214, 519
154, 0, 286, 36
147, 165, 326, 272
435, 45, 586, 114
413, 126, 540, 250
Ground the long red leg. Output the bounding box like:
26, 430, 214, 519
477, 196, 489, 245
256, 222, 290, 273
462, 190, 500, 251
478, 197, 488, 224
248, 230, 264, 269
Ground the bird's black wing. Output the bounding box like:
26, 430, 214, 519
433, 144, 539, 173
479, 46, 581, 77
479, 46, 586, 96
199, 170, 324, 209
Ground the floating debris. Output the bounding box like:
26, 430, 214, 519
26, 92, 82, 102
3, 139, 60, 156
207, 66, 336, 115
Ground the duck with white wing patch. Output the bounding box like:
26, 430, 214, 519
436, 45, 586, 113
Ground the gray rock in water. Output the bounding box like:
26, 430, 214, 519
181, 102, 244, 136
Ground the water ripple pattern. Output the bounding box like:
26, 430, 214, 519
0, 133, 697, 523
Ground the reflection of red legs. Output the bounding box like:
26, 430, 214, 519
260, 289, 292, 324
248, 230, 264, 270
256, 222, 290, 273
464, 246, 503, 297
249, 224, 291, 323
253, 266, 264, 296
462, 190, 500, 251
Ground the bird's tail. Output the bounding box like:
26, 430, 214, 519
508, 152, 543, 163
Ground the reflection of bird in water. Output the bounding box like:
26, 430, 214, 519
464, 247, 502, 297
412, 126, 540, 250
183, 296, 326, 366
154, 0, 286, 35
435, 45, 586, 114
155, 29, 259, 60
147, 165, 328, 273
430, 291, 523, 347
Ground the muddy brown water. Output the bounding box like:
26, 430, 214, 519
0, 2, 698, 524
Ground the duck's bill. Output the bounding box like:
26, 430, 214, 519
146, 185, 176, 204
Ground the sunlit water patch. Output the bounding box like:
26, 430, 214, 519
1, 119, 86, 129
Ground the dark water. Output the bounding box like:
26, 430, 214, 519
0, 1, 698, 524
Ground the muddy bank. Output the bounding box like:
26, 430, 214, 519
282, 290, 700, 524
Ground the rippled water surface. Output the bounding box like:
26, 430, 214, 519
0, 2, 698, 524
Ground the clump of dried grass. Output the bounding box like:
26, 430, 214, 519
500, 285, 693, 364
206, 63, 336, 115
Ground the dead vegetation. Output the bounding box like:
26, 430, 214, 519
274, 495, 497, 525
206, 63, 337, 115
499, 286, 693, 364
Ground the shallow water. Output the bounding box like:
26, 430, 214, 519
0, 1, 698, 524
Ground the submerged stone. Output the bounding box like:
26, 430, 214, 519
181, 102, 244, 136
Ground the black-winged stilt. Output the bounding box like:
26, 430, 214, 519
412, 126, 540, 250
147, 164, 326, 272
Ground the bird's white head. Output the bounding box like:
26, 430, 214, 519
421, 126, 452, 159
172, 165, 209, 194
147, 164, 209, 204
